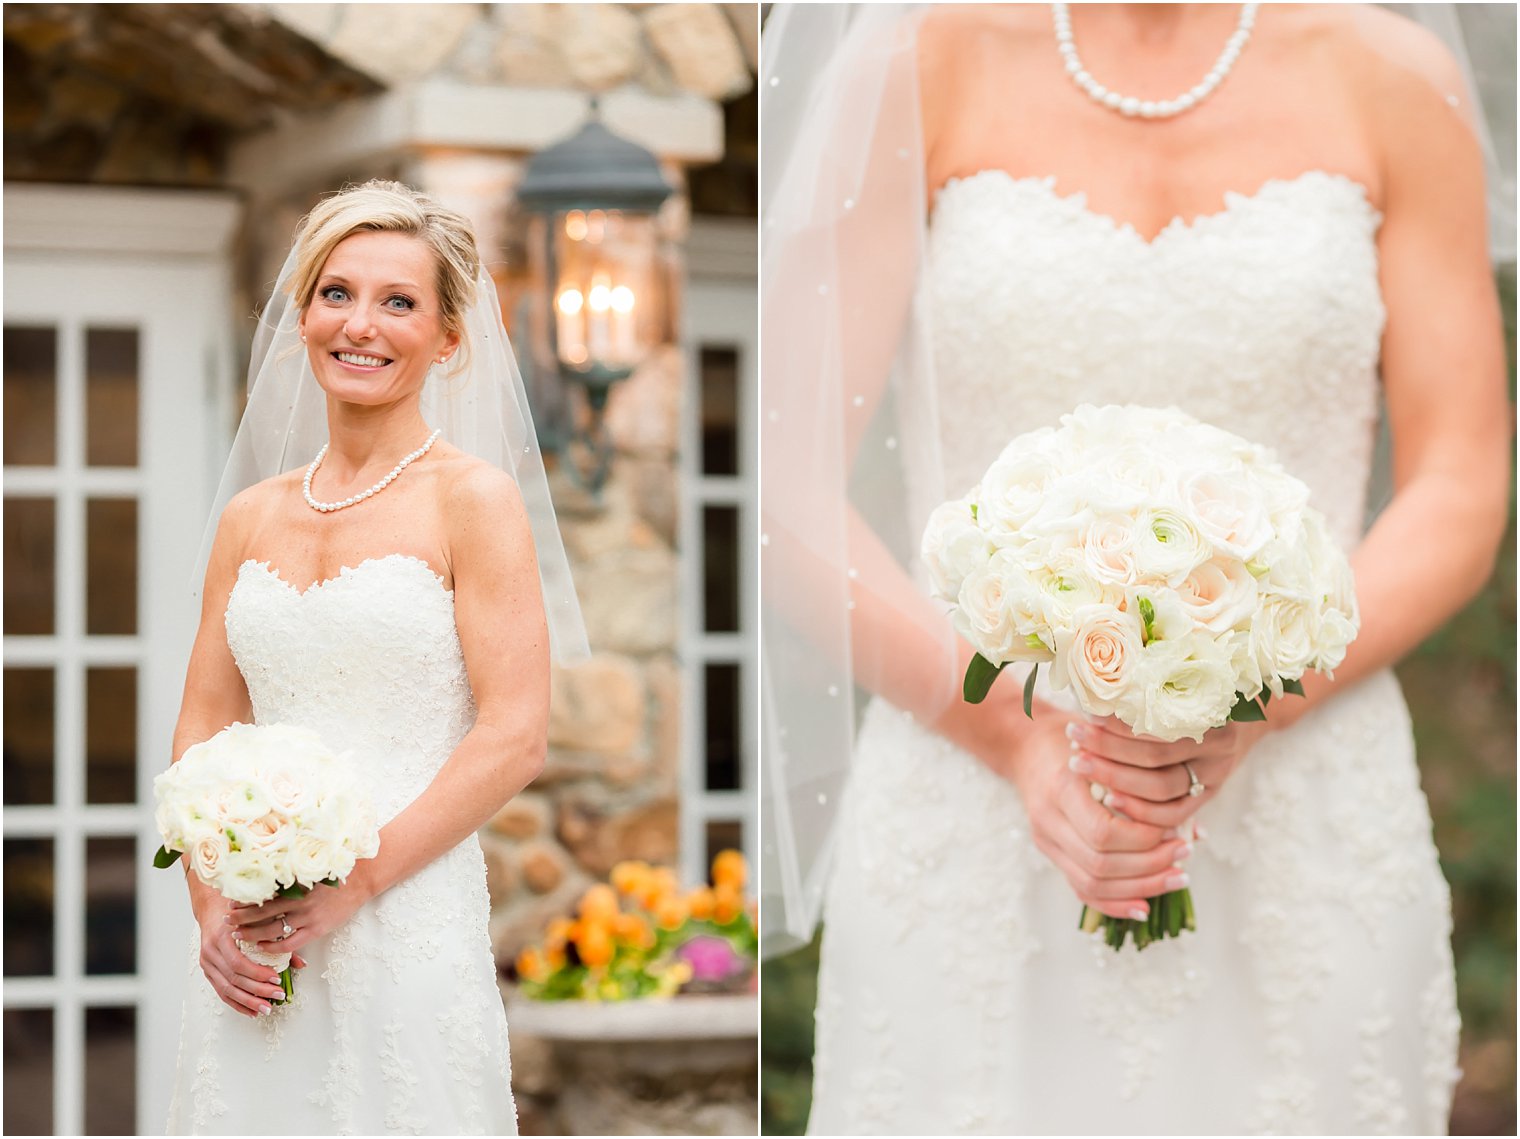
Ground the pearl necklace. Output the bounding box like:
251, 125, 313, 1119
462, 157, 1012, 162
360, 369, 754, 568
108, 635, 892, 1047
1053, 3, 1258, 120
303, 429, 442, 513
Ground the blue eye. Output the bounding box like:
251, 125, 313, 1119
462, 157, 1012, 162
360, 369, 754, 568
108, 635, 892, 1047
385, 295, 416, 311
320, 285, 349, 303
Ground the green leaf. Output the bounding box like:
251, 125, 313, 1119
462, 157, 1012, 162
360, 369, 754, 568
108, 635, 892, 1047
152, 845, 182, 869
968, 502, 978, 522
962, 653, 1005, 704
1229, 691, 1268, 723
1022, 663, 1039, 719
1282, 676, 1305, 697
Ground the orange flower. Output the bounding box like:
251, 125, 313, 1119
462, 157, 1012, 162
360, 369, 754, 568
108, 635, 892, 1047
653, 894, 690, 931
635, 866, 679, 912
545, 945, 567, 971
712, 849, 748, 891
575, 922, 614, 968
545, 916, 575, 949
713, 882, 742, 925
614, 911, 655, 949
579, 883, 620, 924
611, 860, 650, 895
516, 947, 546, 981
687, 886, 716, 921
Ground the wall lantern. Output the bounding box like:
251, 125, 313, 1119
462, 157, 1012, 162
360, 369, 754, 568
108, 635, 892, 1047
517, 104, 675, 493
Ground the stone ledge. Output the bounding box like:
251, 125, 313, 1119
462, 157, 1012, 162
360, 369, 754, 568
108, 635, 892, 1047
504, 990, 756, 1041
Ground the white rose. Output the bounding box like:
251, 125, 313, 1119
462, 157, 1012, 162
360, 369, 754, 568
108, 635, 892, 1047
921, 497, 991, 601
1252, 594, 1318, 696
190, 831, 231, 884
1118, 630, 1238, 743
978, 451, 1058, 538
1078, 512, 1141, 586
221, 851, 278, 905
289, 833, 340, 888
1175, 556, 1259, 634
262, 768, 315, 818
954, 556, 1039, 663
1050, 603, 1143, 717
1181, 468, 1274, 561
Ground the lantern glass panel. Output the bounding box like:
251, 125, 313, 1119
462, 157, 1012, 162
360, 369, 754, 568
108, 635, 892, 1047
549, 210, 659, 376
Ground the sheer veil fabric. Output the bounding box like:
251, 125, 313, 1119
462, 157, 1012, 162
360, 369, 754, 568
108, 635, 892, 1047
758, 2, 1515, 957
194, 243, 589, 666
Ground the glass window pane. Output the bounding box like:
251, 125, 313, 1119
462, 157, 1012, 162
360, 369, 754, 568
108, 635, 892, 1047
86, 327, 140, 467
86, 668, 136, 804
4, 667, 55, 806
87, 497, 136, 635
85, 1007, 135, 1136
3, 1008, 53, 1135
4, 837, 54, 976
3, 496, 55, 635
86, 837, 137, 976
3, 325, 57, 466
704, 662, 741, 792
704, 819, 744, 879
702, 505, 740, 634
699, 345, 739, 476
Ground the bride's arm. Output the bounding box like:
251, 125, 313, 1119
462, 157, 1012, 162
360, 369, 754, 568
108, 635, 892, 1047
170, 489, 293, 1017
1074, 26, 1510, 827
764, 7, 1186, 923
232, 464, 550, 953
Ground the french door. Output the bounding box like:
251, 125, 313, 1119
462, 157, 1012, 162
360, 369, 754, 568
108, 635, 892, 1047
3, 186, 238, 1134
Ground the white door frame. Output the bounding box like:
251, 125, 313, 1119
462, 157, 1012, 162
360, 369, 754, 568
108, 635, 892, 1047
4, 185, 239, 1134
678, 218, 758, 887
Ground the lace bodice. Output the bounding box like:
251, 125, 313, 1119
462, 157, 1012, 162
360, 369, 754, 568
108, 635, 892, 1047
924, 170, 1385, 550
225, 554, 476, 824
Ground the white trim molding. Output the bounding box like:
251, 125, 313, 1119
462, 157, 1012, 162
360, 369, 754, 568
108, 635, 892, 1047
3, 185, 241, 257
228, 81, 724, 198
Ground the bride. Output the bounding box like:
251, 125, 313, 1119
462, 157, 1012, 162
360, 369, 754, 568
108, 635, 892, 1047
165, 181, 586, 1134
761, 4, 1510, 1134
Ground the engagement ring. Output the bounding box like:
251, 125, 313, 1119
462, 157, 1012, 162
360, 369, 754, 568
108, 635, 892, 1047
1184, 762, 1205, 798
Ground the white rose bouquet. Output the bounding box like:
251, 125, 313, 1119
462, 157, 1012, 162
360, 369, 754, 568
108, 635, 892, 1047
921, 404, 1358, 949
153, 722, 380, 1001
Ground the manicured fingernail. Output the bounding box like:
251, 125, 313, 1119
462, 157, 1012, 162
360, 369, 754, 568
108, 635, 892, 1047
1195, 824, 1210, 841
1089, 781, 1107, 802
1165, 873, 1190, 891
1068, 752, 1093, 775
258, 1004, 272, 1016
1102, 791, 1121, 810
1173, 843, 1194, 862
1162, 827, 1180, 839
1128, 908, 1148, 921
1064, 723, 1079, 741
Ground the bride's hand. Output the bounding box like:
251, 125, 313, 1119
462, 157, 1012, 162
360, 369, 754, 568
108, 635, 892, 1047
226, 871, 373, 957
1008, 711, 1195, 922
194, 897, 306, 1018
1066, 716, 1273, 829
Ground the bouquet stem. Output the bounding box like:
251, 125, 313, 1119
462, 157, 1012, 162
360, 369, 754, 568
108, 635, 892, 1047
1079, 887, 1195, 951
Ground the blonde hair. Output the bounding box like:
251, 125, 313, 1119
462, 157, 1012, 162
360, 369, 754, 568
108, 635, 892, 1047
287, 180, 481, 373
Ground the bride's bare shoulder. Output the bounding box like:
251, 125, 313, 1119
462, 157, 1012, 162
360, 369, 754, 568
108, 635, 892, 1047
918, 4, 1046, 69
1282, 5, 1468, 98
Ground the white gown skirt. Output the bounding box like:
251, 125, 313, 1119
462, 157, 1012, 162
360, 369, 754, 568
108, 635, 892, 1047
808, 669, 1460, 1136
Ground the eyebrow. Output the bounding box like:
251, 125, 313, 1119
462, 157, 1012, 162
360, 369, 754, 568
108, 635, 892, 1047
317, 273, 424, 292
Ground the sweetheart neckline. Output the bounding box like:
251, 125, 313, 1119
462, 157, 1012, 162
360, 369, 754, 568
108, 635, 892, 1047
933, 168, 1381, 247
236, 553, 454, 600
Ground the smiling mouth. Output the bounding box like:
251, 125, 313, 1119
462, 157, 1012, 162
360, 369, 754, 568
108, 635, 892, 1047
333, 351, 392, 368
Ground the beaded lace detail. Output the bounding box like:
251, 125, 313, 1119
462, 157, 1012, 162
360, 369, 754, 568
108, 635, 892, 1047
166, 554, 518, 1135
809, 171, 1458, 1136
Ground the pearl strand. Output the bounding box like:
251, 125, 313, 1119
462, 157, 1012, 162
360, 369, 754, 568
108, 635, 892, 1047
303, 428, 442, 513
1053, 3, 1258, 120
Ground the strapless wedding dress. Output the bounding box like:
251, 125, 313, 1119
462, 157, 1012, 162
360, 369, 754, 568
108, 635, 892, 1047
808, 171, 1460, 1135
166, 554, 516, 1135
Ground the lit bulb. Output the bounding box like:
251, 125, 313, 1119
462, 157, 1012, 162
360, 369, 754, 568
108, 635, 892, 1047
610, 285, 635, 314
588, 284, 611, 312
564, 211, 588, 242
557, 289, 584, 315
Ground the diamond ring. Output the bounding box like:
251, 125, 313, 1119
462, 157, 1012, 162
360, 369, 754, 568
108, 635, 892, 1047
280, 918, 294, 940
1183, 762, 1205, 798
